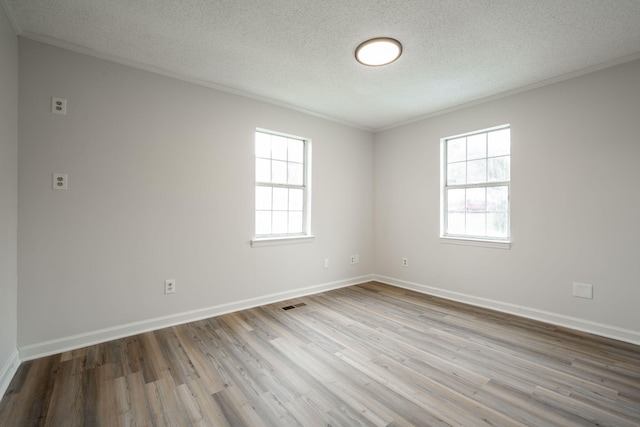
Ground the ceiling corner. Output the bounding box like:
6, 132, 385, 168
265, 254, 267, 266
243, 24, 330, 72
0, 0, 22, 35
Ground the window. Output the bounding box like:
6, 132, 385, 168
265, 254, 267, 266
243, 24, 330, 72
254, 129, 311, 243
441, 125, 511, 245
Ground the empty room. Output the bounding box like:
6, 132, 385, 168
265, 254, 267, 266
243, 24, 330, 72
1, 1, 640, 425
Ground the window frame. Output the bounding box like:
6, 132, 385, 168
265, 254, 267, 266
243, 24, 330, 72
440, 124, 511, 249
251, 128, 313, 247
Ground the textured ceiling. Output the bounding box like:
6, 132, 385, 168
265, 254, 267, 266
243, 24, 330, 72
3, 0, 640, 131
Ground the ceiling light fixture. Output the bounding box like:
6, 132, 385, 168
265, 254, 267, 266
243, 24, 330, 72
355, 37, 402, 66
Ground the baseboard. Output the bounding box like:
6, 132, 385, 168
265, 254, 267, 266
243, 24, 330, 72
0, 350, 20, 399
19, 273, 638, 361
373, 275, 640, 346
19, 275, 374, 361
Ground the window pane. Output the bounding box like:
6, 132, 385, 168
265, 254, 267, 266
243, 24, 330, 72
447, 162, 466, 185
466, 213, 486, 236
488, 128, 510, 157
289, 189, 303, 211
466, 187, 486, 212
447, 188, 465, 211
273, 187, 288, 210
487, 186, 508, 212
256, 158, 271, 182
447, 213, 465, 235
442, 126, 510, 241
256, 211, 271, 235
255, 186, 272, 210
255, 130, 308, 237
288, 139, 304, 163
467, 133, 486, 160
447, 137, 466, 163
467, 159, 487, 184
272, 211, 288, 234
487, 213, 508, 237
271, 136, 288, 160
255, 132, 271, 158
488, 156, 510, 182
288, 162, 303, 185
271, 160, 287, 184
288, 212, 303, 233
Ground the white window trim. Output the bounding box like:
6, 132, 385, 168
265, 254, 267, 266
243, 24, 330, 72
439, 236, 511, 249
251, 235, 315, 248
252, 128, 313, 247
440, 124, 511, 247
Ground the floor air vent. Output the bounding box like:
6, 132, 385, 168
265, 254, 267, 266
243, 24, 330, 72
282, 303, 307, 311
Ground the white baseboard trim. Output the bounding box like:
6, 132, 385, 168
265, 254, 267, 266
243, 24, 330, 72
19, 273, 638, 362
373, 275, 640, 346
19, 275, 374, 361
0, 350, 20, 399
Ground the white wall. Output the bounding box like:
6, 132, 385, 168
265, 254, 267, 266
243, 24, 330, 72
18, 39, 374, 355
0, 4, 19, 394
15, 35, 640, 360
374, 59, 640, 342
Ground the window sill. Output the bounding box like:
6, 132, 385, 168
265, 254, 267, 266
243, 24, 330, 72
439, 236, 511, 250
251, 235, 315, 248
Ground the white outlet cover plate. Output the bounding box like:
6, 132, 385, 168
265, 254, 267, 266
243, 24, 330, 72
52, 97, 67, 115
165, 279, 176, 294
53, 173, 68, 190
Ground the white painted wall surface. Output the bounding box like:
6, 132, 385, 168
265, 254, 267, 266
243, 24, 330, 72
15, 36, 640, 358
18, 39, 373, 351
0, 4, 19, 394
374, 59, 640, 337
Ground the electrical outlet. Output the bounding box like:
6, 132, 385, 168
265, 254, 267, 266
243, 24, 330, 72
402, 257, 408, 267
323, 258, 329, 269
165, 279, 176, 294
53, 173, 68, 190
52, 97, 67, 115
350, 255, 360, 264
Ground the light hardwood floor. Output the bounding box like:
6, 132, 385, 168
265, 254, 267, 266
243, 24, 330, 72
1, 282, 639, 426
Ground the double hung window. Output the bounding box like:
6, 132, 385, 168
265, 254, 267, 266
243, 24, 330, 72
254, 130, 310, 239
441, 125, 511, 243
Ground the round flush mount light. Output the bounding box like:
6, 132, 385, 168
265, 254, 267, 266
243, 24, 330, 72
355, 37, 402, 66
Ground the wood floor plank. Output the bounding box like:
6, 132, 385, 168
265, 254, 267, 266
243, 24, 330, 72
154, 327, 199, 387
145, 375, 190, 426
213, 384, 270, 427
95, 363, 119, 427
138, 331, 171, 384
2, 281, 639, 426
43, 359, 85, 427
1, 356, 60, 425
177, 379, 230, 427
532, 385, 639, 427
475, 381, 588, 427
118, 371, 152, 426
173, 324, 225, 395
176, 382, 219, 427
